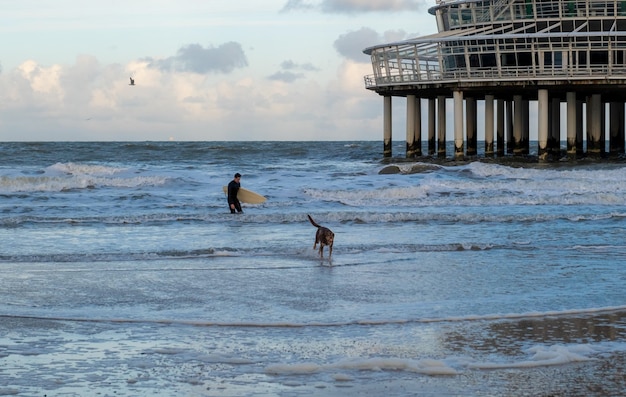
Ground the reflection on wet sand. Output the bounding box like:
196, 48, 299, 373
442, 311, 626, 357
491, 311, 626, 344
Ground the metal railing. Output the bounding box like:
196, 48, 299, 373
364, 0, 626, 89
364, 64, 626, 88
432, 0, 626, 30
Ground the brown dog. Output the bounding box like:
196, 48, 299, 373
307, 214, 334, 259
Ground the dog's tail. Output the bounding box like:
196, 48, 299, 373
307, 214, 321, 228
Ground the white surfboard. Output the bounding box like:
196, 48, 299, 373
222, 186, 267, 204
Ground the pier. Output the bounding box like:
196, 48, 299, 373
363, 0, 626, 159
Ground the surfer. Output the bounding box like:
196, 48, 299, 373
227, 173, 243, 214
129, 77, 135, 86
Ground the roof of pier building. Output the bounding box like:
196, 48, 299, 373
363, 0, 626, 100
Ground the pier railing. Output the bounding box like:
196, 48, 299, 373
364, 64, 626, 88
364, 0, 626, 90
430, 0, 626, 30
365, 32, 626, 89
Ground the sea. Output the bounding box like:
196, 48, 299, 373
1, 140, 626, 396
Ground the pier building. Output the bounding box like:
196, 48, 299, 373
363, 0, 626, 158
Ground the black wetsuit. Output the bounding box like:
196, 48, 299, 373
227, 180, 243, 213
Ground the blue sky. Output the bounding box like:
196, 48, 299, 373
0, 0, 436, 141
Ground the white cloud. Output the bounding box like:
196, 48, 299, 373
0, 1, 440, 141
18, 60, 63, 97
282, 0, 425, 13
0, 54, 382, 141
322, 0, 424, 13
147, 42, 249, 74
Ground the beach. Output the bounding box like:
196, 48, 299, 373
1, 141, 626, 396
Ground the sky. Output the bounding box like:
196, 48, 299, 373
0, 0, 438, 141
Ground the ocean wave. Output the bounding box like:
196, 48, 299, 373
265, 342, 624, 377
303, 179, 626, 206
266, 357, 459, 376
47, 162, 128, 176
0, 242, 489, 264
3, 210, 626, 228
0, 172, 171, 193
3, 305, 626, 328
0, 248, 233, 264
372, 161, 626, 206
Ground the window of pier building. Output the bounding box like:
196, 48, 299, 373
435, 0, 626, 31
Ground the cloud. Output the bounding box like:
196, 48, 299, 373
268, 71, 305, 83
382, 29, 413, 43
0, 52, 382, 141
335, 27, 409, 62
280, 60, 319, 72
147, 42, 248, 74
281, 0, 424, 13
268, 60, 320, 82
281, 0, 316, 12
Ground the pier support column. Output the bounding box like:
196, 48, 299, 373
415, 97, 422, 156
406, 95, 421, 158
550, 97, 561, 154
454, 91, 464, 158
437, 95, 447, 157
485, 95, 495, 156
496, 98, 505, 156
513, 95, 525, 155
466, 97, 477, 156
576, 99, 584, 155
602, 100, 606, 154
538, 89, 549, 157
428, 98, 436, 155
587, 94, 603, 156
506, 100, 514, 154
383, 96, 392, 157
609, 102, 625, 155
566, 92, 577, 156
406, 95, 415, 158
522, 99, 530, 155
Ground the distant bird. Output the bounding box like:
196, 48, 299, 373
129, 77, 135, 86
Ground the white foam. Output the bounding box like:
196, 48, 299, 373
264, 342, 626, 379
338, 161, 626, 207
468, 344, 598, 369
265, 358, 458, 376
332, 373, 353, 381
0, 166, 169, 193
47, 162, 127, 176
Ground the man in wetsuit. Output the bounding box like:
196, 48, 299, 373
227, 173, 243, 214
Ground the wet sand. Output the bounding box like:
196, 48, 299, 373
2, 314, 626, 396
